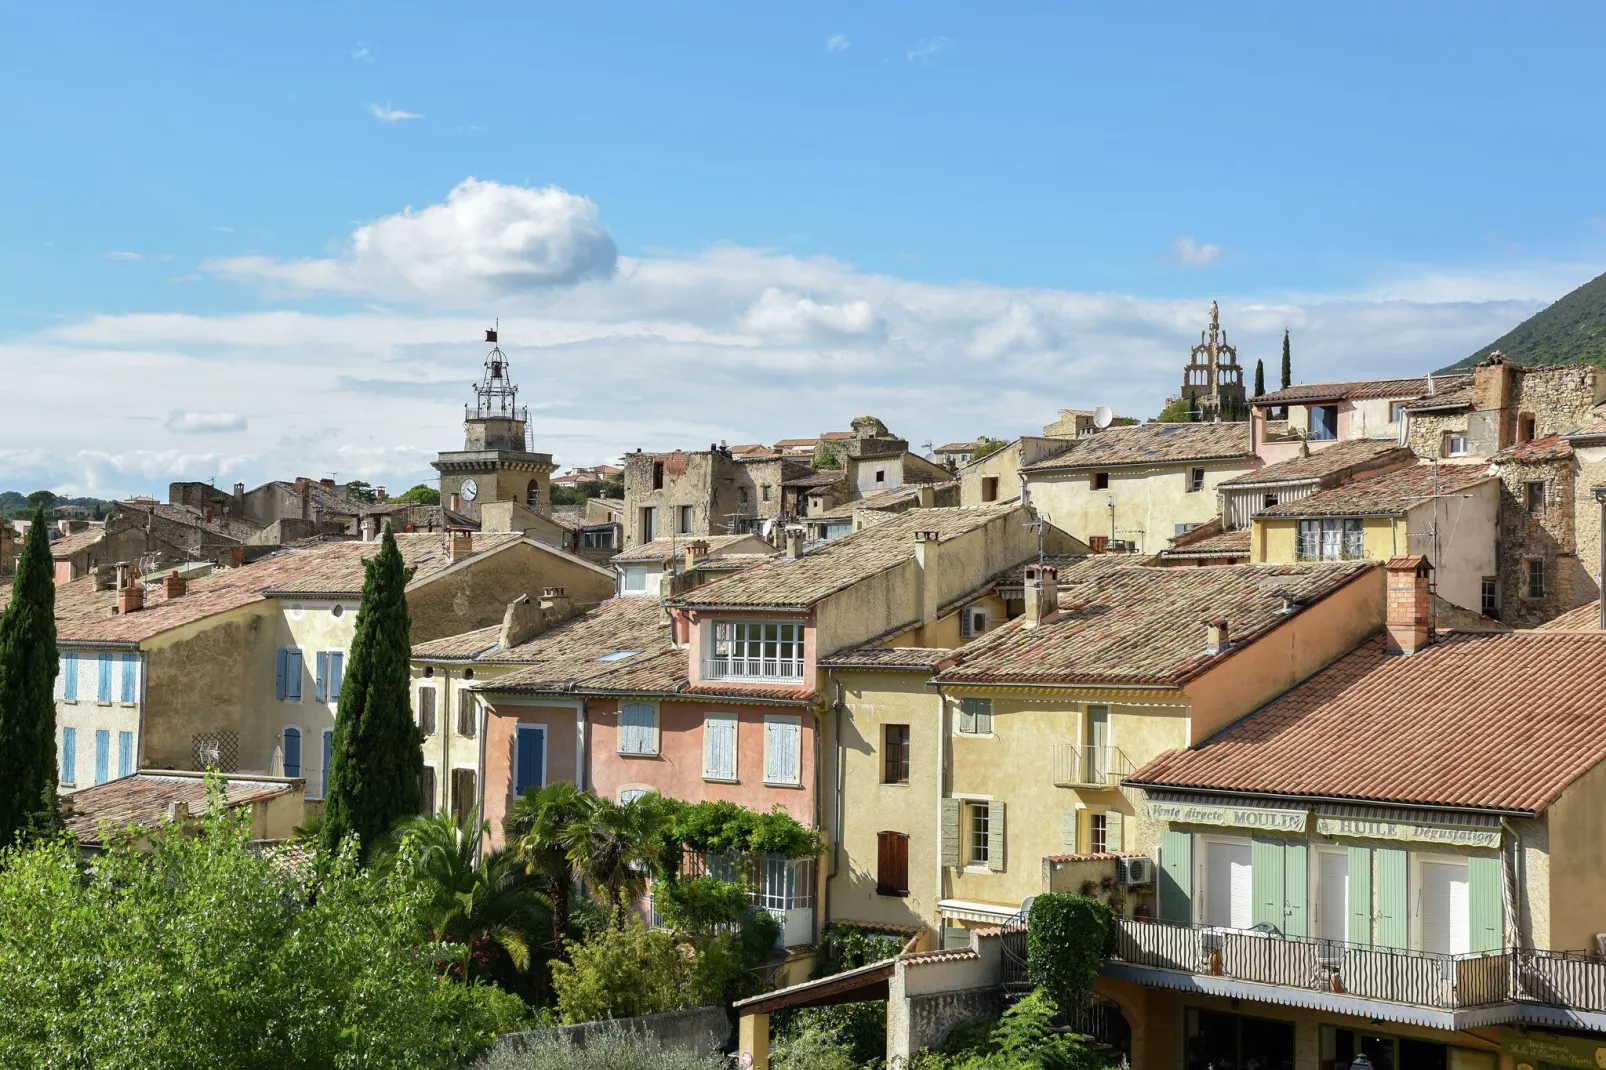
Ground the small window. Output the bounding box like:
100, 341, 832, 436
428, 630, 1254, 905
622, 567, 647, 593
1311, 405, 1339, 440
762, 484, 773, 502
678, 505, 694, 534
652, 462, 665, 490
980, 476, 999, 502
1088, 812, 1108, 854
1526, 481, 1546, 515
620, 787, 649, 803
883, 725, 911, 784
874, 470, 886, 484
619, 703, 659, 756
1445, 433, 1469, 457
417, 687, 437, 734
1481, 576, 1498, 618
1187, 467, 1206, 493
958, 697, 993, 735
1519, 414, 1537, 442
1390, 401, 1408, 422
967, 802, 990, 866
1527, 559, 1546, 599
876, 831, 910, 896
1092, 472, 1109, 490
1263, 493, 1279, 510
739, 487, 750, 505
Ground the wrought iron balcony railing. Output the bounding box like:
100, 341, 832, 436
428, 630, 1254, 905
1051, 745, 1136, 788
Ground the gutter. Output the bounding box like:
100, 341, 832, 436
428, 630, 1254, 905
934, 682, 949, 923
1125, 781, 1537, 820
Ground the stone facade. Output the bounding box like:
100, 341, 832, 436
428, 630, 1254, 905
1492, 454, 1583, 626
1404, 410, 1470, 460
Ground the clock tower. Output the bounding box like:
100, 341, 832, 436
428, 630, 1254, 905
431, 327, 555, 522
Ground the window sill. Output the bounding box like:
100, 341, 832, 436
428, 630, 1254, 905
954, 733, 996, 740
963, 865, 996, 874
618, 750, 660, 759
881, 780, 910, 787
763, 780, 803, 789
876, 887, 910, 898
703, 775, 739, 784
96, 701, 112, 707
62, 699, 78, 705
60, 782, 75, 789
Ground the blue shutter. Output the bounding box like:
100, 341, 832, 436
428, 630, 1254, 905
329, 652, 344, 699
98, 655, 112, 701
516, 726, 546, 795
320, 730, 332, 799
94, 730, 110, 784
118, 731, 134, 777
61, 728, 76, 784
285, 650, 303, 701
121, 653, 137, 703
275, 648, 288, 700
315, 652, 328, 703
283, 727, 302, 778
63, 654, 78, 701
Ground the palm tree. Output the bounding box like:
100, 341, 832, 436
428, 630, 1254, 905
383, 808, 550, 981
565, 793, 676, 928
505, 781, 596, 960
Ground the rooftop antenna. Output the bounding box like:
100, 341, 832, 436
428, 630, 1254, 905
1022, 510, 1052, 564
1092, 405, 1114, 430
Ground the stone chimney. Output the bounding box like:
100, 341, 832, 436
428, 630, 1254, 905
1204, 617, 1230, 655
498, 594, 543, 648
448, 530, 474, 562
1385, 555, 1434, 655
115, 561, 131, 590
163, 571, 186, 599
360, 515, 379, 543
1472, 352, 1518, 453
916, 484, 936, 509
539, 586, 572, 618
1023, 563, 1059, 626
685, 540, 709, 572
233, 482, 245, 516
785, 528, 806, 560
165, 800, 189, 822
92, 564, 116, 592
118, 584, 145, 614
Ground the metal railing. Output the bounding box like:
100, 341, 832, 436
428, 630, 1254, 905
701, 657, 806, 684
1051, 745, 1136, 788
1000, 908, 1129, 1050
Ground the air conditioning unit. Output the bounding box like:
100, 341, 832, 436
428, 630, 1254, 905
1117, 856, 1155, 886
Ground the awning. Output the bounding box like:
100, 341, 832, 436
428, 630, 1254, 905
938, 898, 1020, 924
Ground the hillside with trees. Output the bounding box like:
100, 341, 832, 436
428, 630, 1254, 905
1441, 268, 1606, 371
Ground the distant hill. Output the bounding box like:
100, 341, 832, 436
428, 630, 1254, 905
1439, 268, 1606, 372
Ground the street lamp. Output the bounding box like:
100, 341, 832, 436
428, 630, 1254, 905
1593, 486, 1606, 631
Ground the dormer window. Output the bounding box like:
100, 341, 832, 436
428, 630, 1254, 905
705, 621, 804, 683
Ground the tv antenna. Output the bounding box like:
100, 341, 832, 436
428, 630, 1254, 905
1092, 405, 1114, 430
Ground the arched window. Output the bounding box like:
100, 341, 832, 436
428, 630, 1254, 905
527, 480, 542, 511
282, 726, 302, 779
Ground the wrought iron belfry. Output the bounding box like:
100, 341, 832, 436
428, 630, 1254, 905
468, 321, 528, 422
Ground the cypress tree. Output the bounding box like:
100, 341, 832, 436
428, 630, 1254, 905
0, 508, 60, 847
322, 524, 422, 861
1254, 359, 1265, 397
1187, 390, 1198, 421
1280, 329, 1292, 390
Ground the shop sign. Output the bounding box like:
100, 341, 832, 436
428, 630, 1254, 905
1315, 816, 1500, 849
1147, 801, 1306, 832
1502, 1028, 1606, 1069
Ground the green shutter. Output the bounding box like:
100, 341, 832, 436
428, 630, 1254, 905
1061, 809, 1079, 853
987, 801, 1006, 872
1253, 838, 1286, 931
1160, 830, 1192, 922
1377, 848, 1408, 949
940, 799, 960, 867
1468, 855, 1503, 951
1347, 847, 1372, 945
1283, 841, 1308, 937
1105, 811, 1124, 852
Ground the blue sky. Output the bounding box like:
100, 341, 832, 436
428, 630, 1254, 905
4, 2, 1606, 496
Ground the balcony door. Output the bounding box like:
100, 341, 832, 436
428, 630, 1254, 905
1085, 705, 1109, 784
1420, 860, 1470, 955
1316, 850, 1348, 943
1205, 840, 1253, 929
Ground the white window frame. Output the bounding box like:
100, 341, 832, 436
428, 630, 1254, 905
621, 566, 647, 593
1445, 433, 1469, 458
1187, 467, 1206, 493
965, 799, 991, 870
702, 714, 739, 782
620, 785, 650, 803
1410, 850, 1472, 955
705, 620, 806, 683
1196, 833, 1254, 928
1312, 846, 1350, 944
763, 713, 803, 787
618, 702, 660, 756
678, 505, 694, 534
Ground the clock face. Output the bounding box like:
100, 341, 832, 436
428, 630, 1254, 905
460, 478, 479, 502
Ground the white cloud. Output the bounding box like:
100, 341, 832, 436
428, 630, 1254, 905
368, 102, 420, 123
826, 33, 850, 53
742, 288, 878, 339
1172, 236, 1222, 267
205, 179, 618, 304
352, 44, 372, 61
165, 411, 249, 434
907, 36, 950, 62
103, 251, 143, 261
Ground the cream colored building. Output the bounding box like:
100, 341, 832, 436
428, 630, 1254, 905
1250, 375, 1471, 466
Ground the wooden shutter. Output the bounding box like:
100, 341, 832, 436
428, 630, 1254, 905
877, 831, 909, 895
121, 653, 136, 703
118, 731, 134, 778
703, 716, 736, 779
275, 648, 288, 700
1376, 847, 1408, 949
1283, 841, 1308, 938
418, 687, 436, 734
62, 727, 75, 783
94, 730, 109, 784
1469, 855, 1503, 952
315, 651, 329, 703
1061, 809, 1079, 853
419, 766, 436, 815
1348, 847, 1372, 944
516, 726, 545, 794
621, 703, 656, 754
1159, 830, 1192, 922
1252, 837, 1285, 930
986, 801, 1005, 872
766, 717, 800, 784
285, 650, 303, 701
63, 654, 77, 701
940, 798, 961, 867
283, 728, 301, 778
958, 700, 974, 734
329, 652, 344, 699
1105, 811, 1123, 852
98, 655, 112, 701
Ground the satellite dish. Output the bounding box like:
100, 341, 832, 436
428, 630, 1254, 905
1093, 405, 1114, 429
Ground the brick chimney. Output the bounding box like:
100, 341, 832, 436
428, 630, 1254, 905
1023, 563, 1059, 626
1203, 617, 1230, 655
163, 570, 186, 599
231, 545, 245, 568
1385, 555, 1434, 655
118, 584, 145, 614
685, 540, 709, 571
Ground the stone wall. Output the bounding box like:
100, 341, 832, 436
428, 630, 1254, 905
405, 541, 613, 644
896, 986, 1004, 1058
1572, 445, 1606, 609
1494, 456, 1581, 626
1405, 411, 1469, 459
491, 1004, 730, 1059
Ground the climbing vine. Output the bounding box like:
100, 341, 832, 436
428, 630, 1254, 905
1026, 893, 1115, 1021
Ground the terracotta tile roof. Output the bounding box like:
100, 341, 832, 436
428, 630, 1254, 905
936, 441, 982, 453
412, 624, 503, 660
1042, 852, 1145, 863
809, 486, 923, 522
1160, 528, 1251, 558
1255, 461, 1494, 518
1019, 422, 1253, 472
1536, 602, 1602, 631
773, 437, 821, 448
672, 506, 1019, 609
1253, 374, 1471, 406
677, 681, 815, 703
1404, 383, 1475, 412
259, 532, 527, 595
1129, 632, 1606, 813
50, 529, 105, 558
902, 948, 980, 966
933, 561, 1377, 687
818, 646, 953, 671
786, 469, 847, 489
474, 598, 680, 693
989, 553, 1141, 589
1493, 434, 1572, 463
612, 533, 775, 564
1564, 416, 1606, 442
1219, 439, 1411, 487
65, 772, 299, 845
545, 509, 590, 532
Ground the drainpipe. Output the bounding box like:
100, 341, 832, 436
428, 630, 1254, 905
475, 681, 489, 857
935, 682, 949, 928
576, 697, 588, 792
441, 667, 453, 819
818, 683, 832, 944
828, 671, 844, 881
1018, 472, 1030, 508
135, 647, 150, 773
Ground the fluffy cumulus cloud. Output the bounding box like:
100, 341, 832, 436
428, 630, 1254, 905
207, 179, 618, 303
0, 179, 1580, 498
1173, 236, 1223, 267
826, 33, 850, 53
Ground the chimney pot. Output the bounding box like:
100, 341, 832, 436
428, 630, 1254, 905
1385, 555, 1434, 655
1203, 616, 1230, 655
785, 528, 806, 560
360, 516, 379, 543
1023, 563, 1060, 626
165, 800, 189, 822
163, 571, 186, 599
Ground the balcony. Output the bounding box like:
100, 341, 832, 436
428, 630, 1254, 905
1051, 745, 1135, 788
1095, 917, 1606, 1031
702, 656, 806, 685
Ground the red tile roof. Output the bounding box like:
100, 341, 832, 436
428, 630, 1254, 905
818, 646, 953, 671
1493, 434, 1572, 463
1255, 461, 1494, 518
1159, 528, 1251, 558
1253, 375, 1471, 407
1020, 422, 1253, 472
611, 533, 774, 564
65, 772, 299, 845
1130, 632, 1606, 813
1219, 438, 1411, 487
1536, 602, 1602, 631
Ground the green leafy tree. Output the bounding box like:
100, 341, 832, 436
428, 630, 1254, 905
322, 524, 422, 861
1280, 328, 1292, 390
23, 491, 56, 511
1187, 390, 1199, 422
344, 480, 378, 503
506, 781, 597, 961
811, 442, 842, 470
567, 794, 674, 925
1026, 894, 1115, 1023
652, 875, 747, 941
548, 918, 723, 1024
1254, 358, 1265, 397
0, 789, 521, 1067
395, 483, 440, 505
0, 507, 58, 847
1153, 397, 1192, 423
970, 436, 1008, 463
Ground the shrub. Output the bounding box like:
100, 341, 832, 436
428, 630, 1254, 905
548, 918, 741, 1025
1026, 894, 1114, 1022
654, 876, 749, 939
772, 1022, 859, 1070
480, 1025, 726, 1070
813, 924, 905, 979
776, 1002, 886, 1068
